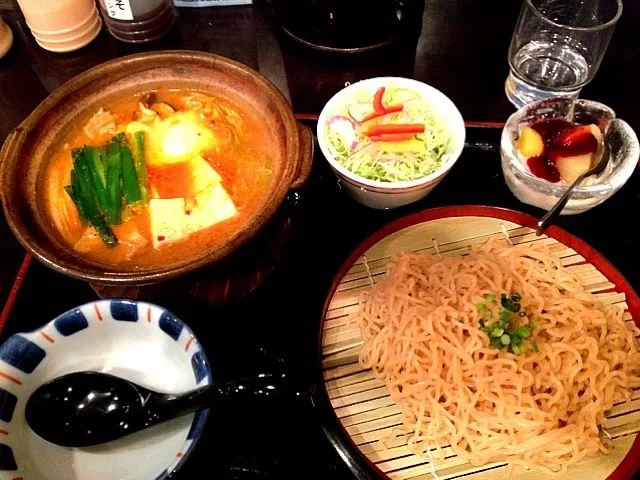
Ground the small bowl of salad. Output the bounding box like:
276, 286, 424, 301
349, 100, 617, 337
317, 77, 465, 209
501, 98, 639, 215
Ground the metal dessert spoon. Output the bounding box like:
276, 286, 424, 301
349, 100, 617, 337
536, 139, 610, 236
25, 371, 314, 448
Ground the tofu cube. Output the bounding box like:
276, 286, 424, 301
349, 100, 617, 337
190, 155, 222, 196
187, 183, 237, 234
149, 198, 188, 248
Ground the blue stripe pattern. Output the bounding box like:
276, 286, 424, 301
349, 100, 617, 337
159, 311, 184, 341
110, 300, 139, 322
0, 389, 17, 423
0, 444, 17, 470
0, 335, 46, 373
187, 409, 209, 440
191, 351, 209, 384
54, 308, 89, 336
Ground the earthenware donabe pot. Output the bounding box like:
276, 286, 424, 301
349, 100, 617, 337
0, 51, 313, 285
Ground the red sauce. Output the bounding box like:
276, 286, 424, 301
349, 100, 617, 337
524, 119, 599, 183
530, 119, 573, 145
527, 155, 560, 183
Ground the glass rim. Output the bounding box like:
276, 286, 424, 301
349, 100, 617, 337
525, 0, 623, 32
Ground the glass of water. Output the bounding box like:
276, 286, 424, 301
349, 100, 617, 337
505, 0, 622, 108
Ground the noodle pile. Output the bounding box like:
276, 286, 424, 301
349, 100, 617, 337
355, 237, 640, 474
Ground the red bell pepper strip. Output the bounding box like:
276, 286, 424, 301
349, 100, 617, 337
366, 123, 425, 137
360, 104, 404, 123
381, 103, 403, 114
373, 87, 386, 113
360, 87, 404, 123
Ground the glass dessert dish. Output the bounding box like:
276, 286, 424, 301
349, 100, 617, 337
501, 98, 639, 215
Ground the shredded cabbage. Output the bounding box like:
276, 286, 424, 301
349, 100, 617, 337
325, 85, 452, 183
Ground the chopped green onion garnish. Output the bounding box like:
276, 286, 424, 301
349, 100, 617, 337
132, 131, 148, 203
480, 291, 536, 356
502, 299, 520, 312
501, 292, 521, 312
516, 327, 531, 338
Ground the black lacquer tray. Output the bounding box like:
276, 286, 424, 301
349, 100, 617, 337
1, 122, 639, 479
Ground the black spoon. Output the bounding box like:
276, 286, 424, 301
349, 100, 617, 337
25, 371, 314, 448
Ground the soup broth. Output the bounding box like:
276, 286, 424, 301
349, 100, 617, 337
45, 88, 274, 268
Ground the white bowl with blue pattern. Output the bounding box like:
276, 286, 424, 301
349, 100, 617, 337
0, 299, 211, 480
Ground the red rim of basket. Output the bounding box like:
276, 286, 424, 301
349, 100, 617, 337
317, 205, 640, 480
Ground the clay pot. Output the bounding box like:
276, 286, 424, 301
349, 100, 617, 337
0, 51, 313, 285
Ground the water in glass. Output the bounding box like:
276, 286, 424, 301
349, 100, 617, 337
512, 40, 589, 90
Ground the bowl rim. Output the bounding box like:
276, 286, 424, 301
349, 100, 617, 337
316, 76, 466, 190
500, 98, 640, 196
0, 298, 212, 480
0, 50, 302, 285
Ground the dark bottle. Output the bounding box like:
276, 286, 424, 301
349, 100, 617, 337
98, 0, 176, 43
270, 0, 425, 52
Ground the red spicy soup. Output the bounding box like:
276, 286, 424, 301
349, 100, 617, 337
45, 89, 274, 268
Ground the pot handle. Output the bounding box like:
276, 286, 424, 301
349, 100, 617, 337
290, 122, 314, 190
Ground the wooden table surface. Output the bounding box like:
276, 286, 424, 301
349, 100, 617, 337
0, 1, 639, 479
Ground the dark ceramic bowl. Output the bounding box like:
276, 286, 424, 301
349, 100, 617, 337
0, 51, 313, 285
